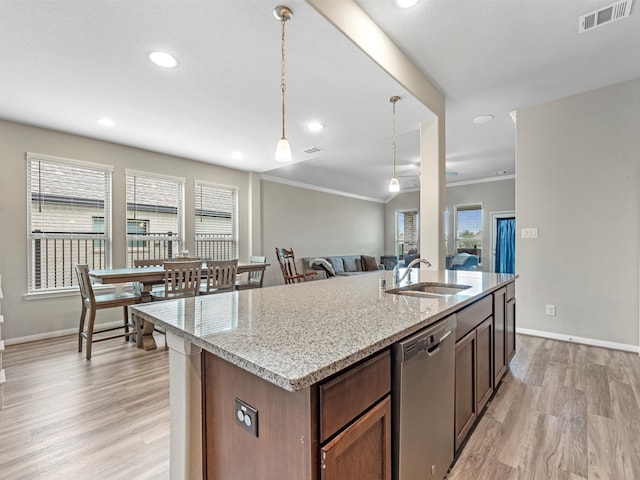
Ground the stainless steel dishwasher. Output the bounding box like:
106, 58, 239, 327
392, 314, 457, 480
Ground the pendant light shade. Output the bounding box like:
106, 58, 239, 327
274, 6, 293, 162
389, 95, 401, 193
275, 137, 292, 163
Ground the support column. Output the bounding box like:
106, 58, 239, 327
166, 331, 203, 480
420, 117, 446, 269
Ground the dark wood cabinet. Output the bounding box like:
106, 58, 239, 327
493, 287, 507, 385
203, 349, 391, 480
320, 395, 391, 480
454, 315, 493, 452
455, 329, 476, 451
476, 316, 494, 412
506, 283, 516, 362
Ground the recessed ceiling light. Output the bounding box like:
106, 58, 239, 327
232, 152, 243, 160
97, 118, 116, 127
149, 51, 178, 68
307, 121, 324, 132
395, 0, 421, 8
473, 115, 494, 124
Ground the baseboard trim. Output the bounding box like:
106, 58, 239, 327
517, 327, 640, 354
4, 321, 124, 346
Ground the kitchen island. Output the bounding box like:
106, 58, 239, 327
131, 268, 516, 479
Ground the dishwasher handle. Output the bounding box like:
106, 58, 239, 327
425, 329, 451, 357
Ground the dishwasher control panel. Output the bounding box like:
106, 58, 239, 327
396, 314, 457, 363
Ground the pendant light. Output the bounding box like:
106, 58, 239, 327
274, 6, 293, 162
388, 96, 401, 192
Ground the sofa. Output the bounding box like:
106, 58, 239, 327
302, 255, 383, 278
446, 253, 479, 270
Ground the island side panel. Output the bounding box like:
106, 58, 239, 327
202, 352, 318, 480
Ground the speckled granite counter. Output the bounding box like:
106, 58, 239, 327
131, 269, 515, 392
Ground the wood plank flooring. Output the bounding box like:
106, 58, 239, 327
0, 335, 170, 480
1, 333, 639, 479
448, 334, 640, 480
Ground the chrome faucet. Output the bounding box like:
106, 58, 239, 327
393, 258, 432, 285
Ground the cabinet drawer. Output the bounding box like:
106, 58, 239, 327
506, 282, 516, 301
455, 295, 493, 341
320, 350, 391, 443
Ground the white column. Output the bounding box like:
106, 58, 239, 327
166, 331, 203, 480
420, 117, 445, 269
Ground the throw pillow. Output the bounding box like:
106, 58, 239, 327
310, 257, 335, 277
361, 255, 379, 271
343, 256, 359, 272
327, 257, 345, 275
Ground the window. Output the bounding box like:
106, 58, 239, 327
27, 153, 112, 292
194, 181, 238, 260
395, 210, 419, 260
126, 171, 184, 267
455, 204, 483, 263
93, 217, 149, 248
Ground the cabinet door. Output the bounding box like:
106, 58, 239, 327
321, 395, 391, 480
476, 316, 493, 413
455, 331, 477, 451
493, 287, 507, 385
506, 298, 516, 362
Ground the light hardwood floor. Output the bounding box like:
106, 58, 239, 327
1, 334, 639, 479
449, 334, 640, 480
0, 335, 170, 480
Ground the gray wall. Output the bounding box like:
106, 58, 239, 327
516, 78, 640, 346
446, 178, 516, 271
261, 180, 385, 287
384, 190, 420, 256
0, 119, 253, 341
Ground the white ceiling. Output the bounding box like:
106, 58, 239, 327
1, 1, 639, 202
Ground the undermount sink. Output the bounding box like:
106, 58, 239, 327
386, 282, 472, 298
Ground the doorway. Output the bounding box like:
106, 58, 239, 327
491, 212, 515, 273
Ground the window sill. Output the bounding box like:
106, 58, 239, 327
23, 284, 116, 301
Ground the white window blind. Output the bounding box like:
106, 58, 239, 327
194, 181, 238, 260
27, 153, 112, 292
125, 171, 184, 267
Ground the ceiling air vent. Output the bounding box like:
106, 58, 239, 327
579, 0, 633, 32
302, 146, 324, 155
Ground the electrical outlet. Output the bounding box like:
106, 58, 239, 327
545, 304, 556, 316
234, 398, 258, 437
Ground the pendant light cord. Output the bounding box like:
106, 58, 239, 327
280, 17, 287, 140
392, 99, 397, 177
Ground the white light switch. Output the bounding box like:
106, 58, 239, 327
521, 228, 538, 239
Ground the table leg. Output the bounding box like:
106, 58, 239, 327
134, 313, 158, 351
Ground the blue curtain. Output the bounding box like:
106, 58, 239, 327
495, 217, 515, 274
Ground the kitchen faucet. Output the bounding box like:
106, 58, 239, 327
393, 258, 432, 285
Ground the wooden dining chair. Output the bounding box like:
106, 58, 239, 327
235, 255, 267, 290
75, 264, 140, 360
200, 259, 238, 295
133, 258, 168, 267
275, 247, 318, 285
150, 260, 203, 301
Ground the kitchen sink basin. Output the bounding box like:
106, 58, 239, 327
386, 282, 472, 298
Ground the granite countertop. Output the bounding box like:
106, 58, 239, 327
131, 269, 516, 392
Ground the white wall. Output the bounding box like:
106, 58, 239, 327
261, 180, 385, 287
0, 120, 253, 341
516, 78, 640, 347
446, 178, 516, 271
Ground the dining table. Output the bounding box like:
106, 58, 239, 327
90, 261, 270, 350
